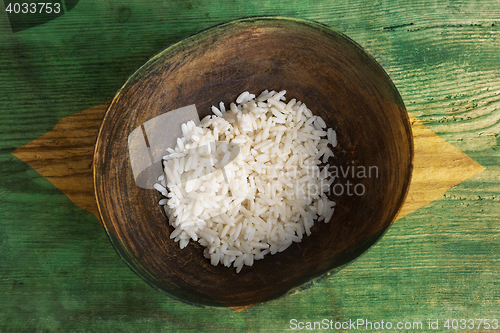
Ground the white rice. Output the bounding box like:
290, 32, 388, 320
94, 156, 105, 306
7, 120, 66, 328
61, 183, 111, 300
156, 90, 337, 273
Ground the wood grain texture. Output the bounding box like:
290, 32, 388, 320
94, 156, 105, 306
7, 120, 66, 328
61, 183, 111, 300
395, 114, 485, 220
11, 103, 109, 218
1, 0, 499, 331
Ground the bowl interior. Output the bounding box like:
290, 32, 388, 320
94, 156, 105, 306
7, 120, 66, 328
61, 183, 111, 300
93, 17, 413, 307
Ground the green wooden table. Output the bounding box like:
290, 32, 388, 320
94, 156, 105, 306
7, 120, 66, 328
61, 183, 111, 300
1, 0, 499, 332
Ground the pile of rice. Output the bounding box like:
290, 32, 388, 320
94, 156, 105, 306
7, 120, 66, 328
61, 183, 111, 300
154, 90, 337, 273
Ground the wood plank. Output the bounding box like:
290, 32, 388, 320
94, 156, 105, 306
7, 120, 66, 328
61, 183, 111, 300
1, 0, 499, 329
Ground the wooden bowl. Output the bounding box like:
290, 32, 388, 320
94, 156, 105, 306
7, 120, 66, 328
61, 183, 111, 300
93, 17, 413, 307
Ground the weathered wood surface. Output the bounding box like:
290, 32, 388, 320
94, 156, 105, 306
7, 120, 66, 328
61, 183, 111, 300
1, 0, 499, 331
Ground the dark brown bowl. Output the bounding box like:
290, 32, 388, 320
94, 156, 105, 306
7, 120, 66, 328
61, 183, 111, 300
93, 17, 413, 307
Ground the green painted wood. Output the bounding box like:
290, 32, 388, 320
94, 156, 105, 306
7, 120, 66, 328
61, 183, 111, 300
1, 0, 499, 331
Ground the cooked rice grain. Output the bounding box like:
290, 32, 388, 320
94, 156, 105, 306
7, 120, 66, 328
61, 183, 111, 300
156, 90, 337, 272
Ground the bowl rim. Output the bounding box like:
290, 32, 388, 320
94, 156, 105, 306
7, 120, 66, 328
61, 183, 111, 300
93, 15, 414, 307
